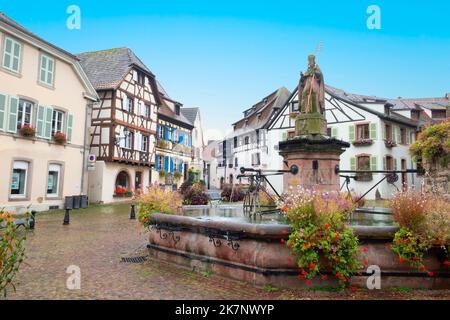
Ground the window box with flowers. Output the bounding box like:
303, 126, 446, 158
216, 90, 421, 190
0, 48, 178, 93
352, 139, 373, 147
114, 187, 133, 198
53, 132, 67, 145
18, 125, 36, 138
384, 139, 397, 148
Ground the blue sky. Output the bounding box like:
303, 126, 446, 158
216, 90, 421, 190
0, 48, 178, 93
1, 0, 449, 139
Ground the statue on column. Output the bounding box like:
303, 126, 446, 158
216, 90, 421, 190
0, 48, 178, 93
295, 54, 328, 137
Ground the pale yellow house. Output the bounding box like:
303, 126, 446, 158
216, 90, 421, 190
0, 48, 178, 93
0, 12, 98, 213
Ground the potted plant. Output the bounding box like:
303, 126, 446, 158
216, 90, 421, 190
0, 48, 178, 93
53, 132, 67, 145
19, 124, 36, 138
173, 171, 182, 182
158, 170, 167, 179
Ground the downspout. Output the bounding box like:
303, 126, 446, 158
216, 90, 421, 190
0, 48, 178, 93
80, 102, 94, 195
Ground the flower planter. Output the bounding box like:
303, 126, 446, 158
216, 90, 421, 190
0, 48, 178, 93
53, 132, 67, 145
384, 140, 397, 148
19, 125, 36, 138
352, 139, 373, 147
354, 173, 373, 182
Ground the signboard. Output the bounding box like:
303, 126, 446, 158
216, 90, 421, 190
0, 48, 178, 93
87, 154, 96, 171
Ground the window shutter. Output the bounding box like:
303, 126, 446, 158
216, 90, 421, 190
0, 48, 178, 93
43, 106, 53, 139
155, 155, 159, 171
0, 93, 6, 131
36, 105, 46, 137
66, 113, 74, 143
370, 123, 377, 140
406, 130, 411, 145
394, 158, 398, 171
7, 96, 19, 133
349, 125, 355, 141
47, 58, 54, 85
179, 161, 183, 173
164, 156, 169, 171
164, 127, 169, 141
383, 157, 387, 171
40, 55, 47, 83
123, 96, 128, 111
119, 127, 125, 148
331, 127, 338, 139
282, 132, 288, 141
350, 157, 357, 171
170, 157, 174, 173
394, 126, 400, 143
3, 38, 13, 69
371, 156, 378, 171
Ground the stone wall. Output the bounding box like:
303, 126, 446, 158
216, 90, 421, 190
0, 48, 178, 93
423, 159, 450, 200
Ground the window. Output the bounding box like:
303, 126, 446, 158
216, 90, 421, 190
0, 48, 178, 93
137, 72, 145, 85
123, 128, 133, 149
385, 156, 393, 171
432, 110, 447, 119
141, 135, 148, 152
47, 164, 62, 197
234, 137, 238, 148
158, 125, 164, 139
51, 110, 64, 134
356, 124, 370, 140
235, 157, 238, 167
385, 124, 392, 141
327, 128, 332, 137
175, 105, 181, 116
244, 136, 250, 145
115, 171, 130, 189
39, 54, 55, 86
144, 104, 150, 118
10, 161, 29, 198
252, 153, 261, 166
400, 128, 407, 144
17, 99, 33, 129
2, 37, 21, 73
123, 96, 133, 113
357, 155, 370, 171
157, 155, 164, 171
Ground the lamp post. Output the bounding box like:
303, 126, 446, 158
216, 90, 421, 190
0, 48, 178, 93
63, 207, 71, 225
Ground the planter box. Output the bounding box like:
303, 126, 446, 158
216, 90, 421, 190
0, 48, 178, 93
352, 140, 374, 147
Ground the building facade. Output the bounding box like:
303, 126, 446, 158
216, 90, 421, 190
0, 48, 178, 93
154, 85, 194, 188
0, 12, 98, 212
181, 107, 206, 180
268, 85, 424, 199
215, 87, 290, 189
78, 48, 160, 203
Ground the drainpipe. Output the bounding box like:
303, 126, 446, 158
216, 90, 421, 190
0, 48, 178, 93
80, 102, 94, 195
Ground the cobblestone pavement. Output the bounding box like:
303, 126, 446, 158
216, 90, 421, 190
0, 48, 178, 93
6, 204, 450, 300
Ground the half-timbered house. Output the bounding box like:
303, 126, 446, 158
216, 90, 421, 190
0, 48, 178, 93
155, 83, 194, 188
78, 48, 160, 203
266, 85, 423, 199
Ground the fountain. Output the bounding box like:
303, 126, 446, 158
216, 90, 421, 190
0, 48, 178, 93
146, 56, 449, 289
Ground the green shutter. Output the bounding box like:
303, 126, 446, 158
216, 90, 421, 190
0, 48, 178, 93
371, 156, 378, 171
394, 158, 398, 171
350, 157, 357, 171
40, 56, 47, 82
383, 157, 387, 171
332, 127, 338, 139
282, 132, 288, 141
67, 113, 73, 143
0, 93, 6, 131
370, 123, 377, 140
349, 125, 355, 142
7, 96, 18, 133
43, 106, 53, 139
36, 105, 45, 137
3, 38, 12, 69
47, 58, 54, 85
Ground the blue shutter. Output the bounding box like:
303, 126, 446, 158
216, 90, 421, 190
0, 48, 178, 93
179, 132, 184, 144
179, 161, 183, 173
164, 127, 169, 141
170, 128, 174, 142
189, 134, 192, 147
155, 155, 159, 171
164, 156, 169, 171
156, 124, 160, 138
170, 157, 174, 173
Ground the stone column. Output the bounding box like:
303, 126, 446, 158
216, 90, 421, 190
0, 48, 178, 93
279, 137, 350, 193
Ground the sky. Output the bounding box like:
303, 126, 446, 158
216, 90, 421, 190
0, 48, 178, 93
1, 0, 449, 140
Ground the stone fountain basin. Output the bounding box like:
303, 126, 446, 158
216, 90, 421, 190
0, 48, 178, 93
148, 213, 450, 289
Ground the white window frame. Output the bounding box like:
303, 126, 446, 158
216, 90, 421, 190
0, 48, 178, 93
51, 109, 65, 134
47, 163, 62, 198
17, 99, 34, 129
39, 54, 55, 87
141, 135, 148, 152
2, 36, 22, 73
10, 160, 29, 199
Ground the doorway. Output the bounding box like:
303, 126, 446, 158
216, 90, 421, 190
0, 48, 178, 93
135, 172, 143, 193
401, 159, 407, 191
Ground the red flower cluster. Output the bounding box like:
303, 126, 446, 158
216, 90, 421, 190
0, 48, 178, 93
115, 187, 128, 195
53, 132, 67, 144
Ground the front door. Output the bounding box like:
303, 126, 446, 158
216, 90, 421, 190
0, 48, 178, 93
135, 172, 143, 192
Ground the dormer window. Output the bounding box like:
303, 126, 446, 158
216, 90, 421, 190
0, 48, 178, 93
384, 105, 391, 115
175, 105, 181, 116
